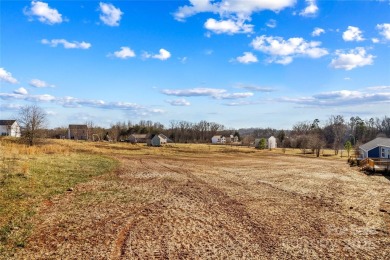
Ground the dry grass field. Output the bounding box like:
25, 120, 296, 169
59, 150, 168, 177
1, 139, 389, 259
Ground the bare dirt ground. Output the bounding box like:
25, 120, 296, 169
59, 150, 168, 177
14, 149, 390, 259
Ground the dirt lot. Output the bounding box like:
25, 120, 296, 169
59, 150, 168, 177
13, 146, 390, 259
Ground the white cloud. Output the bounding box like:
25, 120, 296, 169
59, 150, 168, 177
13, 87, 28, 95
41, 39, 91, 49
112, 47, 136, 59
204, 18, 253, 34
372, 38, 380, 43
312, 27, 325, 37
376, 23, 390, 40
330, 47, 374, 70
251, 35, 328, 64
235, 83, 276, 92
162, 88, 226, 97
0, 103, 23, 111
235, 52, 258, 64
0, 68, 18, 84
161, 87, 253, 100
300, 0, 318, 17
0, 91, 163, 116
165, 98, 191, 106
99, 2, 123, 26
29, 78, 54, 88
174, 0, 296, 21
266, 19, 277, 28
24, 1, 63, 24
342, 26, 365, 42
281, 89, 390, 107
174, 0, 295, 35
144, 49, 171, 61
216, 92, 254, 99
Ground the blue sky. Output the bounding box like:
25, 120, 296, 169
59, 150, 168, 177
1, 0, 389, 129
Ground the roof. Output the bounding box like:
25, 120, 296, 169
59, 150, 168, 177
212, 135, 222, 138
0, 120, 17, 126
359, 137, 390, 151
69, 124, 88, 129
158, 134, 168, 139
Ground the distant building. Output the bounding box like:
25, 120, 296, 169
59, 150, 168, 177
68, 124, 88, 140
225, 135, 239, 143
0, 120, 21, 137
359, 137, 390, 159
211, 135, 226, 144
268, 136, 277, 149
128, 134, 149, 143
151, 134, 168, 146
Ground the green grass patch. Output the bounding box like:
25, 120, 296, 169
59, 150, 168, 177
0, 152, 118, 256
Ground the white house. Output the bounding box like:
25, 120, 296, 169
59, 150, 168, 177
359, 137, 390, 159
151, 134, 168, 146
268, 136, 277, 149
0, 120, 21, 137
211, 135, 226, 144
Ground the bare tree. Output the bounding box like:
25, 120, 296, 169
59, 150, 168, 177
18, 105, 47, 146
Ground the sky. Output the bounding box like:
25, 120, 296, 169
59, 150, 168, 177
0, 0, 389, 129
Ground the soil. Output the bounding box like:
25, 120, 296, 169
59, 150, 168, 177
14, 151, 390, 259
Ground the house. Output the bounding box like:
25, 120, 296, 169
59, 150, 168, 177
0, 120, 21, 137
211, 135, 226, 144
359, 137, 390, 159
151, 134, 168, 146
268, 136, 277, 149
225, 135, 239, 143
128, 134, 148, 143
68, 124, 88, 140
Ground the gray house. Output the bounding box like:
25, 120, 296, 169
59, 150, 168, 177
359, 137, 390, 159
151, 134, 168, 146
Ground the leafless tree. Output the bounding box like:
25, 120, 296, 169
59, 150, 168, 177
18, 104, 47, 146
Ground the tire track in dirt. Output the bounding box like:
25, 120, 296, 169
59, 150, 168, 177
112, 159, 278, 259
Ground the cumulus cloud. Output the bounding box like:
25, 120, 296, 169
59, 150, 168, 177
330, 47, 374, 70
251, 35, 328, 64
165, 98, 191, 106
144, 49, 171, 61
235, 52, 258, 64
342, 26, 365, 42
281, 89, 390, 107
300, 0, 318, 17
29, 78, 54, 88
24, 1, 63, 24
372, 38, 380, 43
161, 87, 253, 100
376, 23, 390, 40
204, 18, 253, 34
0, 68, 18, 84
174, 0, 295, 35
312, 27, 325, 37
174, 0, 296, 21
111, 47, 136, 59
41, 39, 91, 49
99, 2, 123, 26
13, 87, 28, 95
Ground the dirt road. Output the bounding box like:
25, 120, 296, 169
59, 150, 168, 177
15, 150, 390, 259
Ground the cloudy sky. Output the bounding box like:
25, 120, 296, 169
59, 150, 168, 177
1, 0, 389, 129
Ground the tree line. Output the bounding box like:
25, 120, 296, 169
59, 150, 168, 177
14, 105, 390, 150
